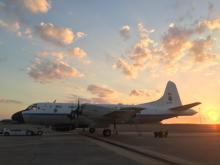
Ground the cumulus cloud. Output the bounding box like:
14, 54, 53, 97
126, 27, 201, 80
130, 89, 160, 98
115, 18, 220, 78
2, 0, 51, 14
18, 0, 51, 14
87, 85, 116, 97
114, 58, 137, 78
69, 47, 87, 59
0, 0, 51, 39
67, 94, 111, 104
114, 23, 156, 78
190, 36, 214, 62
36, 22, 75, 46
120, 25, 131, 40
28, 52, 83, 83
0, 19, 33, 38
187, 36, 217, 71
86, 84, 121, 104
199, 18, 220, 31
130, 89, 150, 97
161, 24, 193, 64
130, 23, 154, 66
0, 98, 22, 104
20, 0, 51, 14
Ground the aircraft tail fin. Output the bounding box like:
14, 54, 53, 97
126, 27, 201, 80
147, 81, 182, 108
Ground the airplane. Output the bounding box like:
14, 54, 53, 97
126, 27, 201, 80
11, 81, 201, 136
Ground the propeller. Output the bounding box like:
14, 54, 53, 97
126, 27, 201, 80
68, 99, 82, 120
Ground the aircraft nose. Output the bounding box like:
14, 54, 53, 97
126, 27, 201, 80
11, 111, 24, 123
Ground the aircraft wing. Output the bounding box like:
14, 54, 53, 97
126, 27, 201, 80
170, 102, 201, 111
103, 109, 143, 121
82, 104, 144, 112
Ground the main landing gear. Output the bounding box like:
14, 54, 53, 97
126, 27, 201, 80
103, 129, 111, 137
89, 128, 96, 134
88, 128, 112, 137
154, 130, 168, 138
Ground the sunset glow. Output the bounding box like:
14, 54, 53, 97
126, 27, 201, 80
0, 0, 220, 124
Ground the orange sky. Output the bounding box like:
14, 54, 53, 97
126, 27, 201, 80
0, 1, 220, 124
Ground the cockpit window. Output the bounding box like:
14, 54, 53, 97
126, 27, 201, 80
27, 104, 38, 111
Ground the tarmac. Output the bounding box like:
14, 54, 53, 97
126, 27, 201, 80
1, 124, 220, 165
0, 133, 163, 165
108, 132, 220, 165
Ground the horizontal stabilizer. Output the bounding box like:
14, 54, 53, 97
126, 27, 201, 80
170, 102, 201, 111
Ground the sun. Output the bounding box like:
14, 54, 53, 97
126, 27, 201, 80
207, 110, 220, 123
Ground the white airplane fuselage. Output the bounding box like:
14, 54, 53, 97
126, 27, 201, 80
11, 81, 199, 130
16, 102, 196, 126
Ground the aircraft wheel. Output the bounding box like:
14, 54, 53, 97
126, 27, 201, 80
89, 128, 96, 134
4, 132, 9, 136
103, 129, 111, 137
26, 130, 34, 136
37, 131, 43, 136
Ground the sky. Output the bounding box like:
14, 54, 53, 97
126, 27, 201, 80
0, 0, 220, 124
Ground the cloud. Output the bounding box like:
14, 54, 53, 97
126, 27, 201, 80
0, 0, 50, 39
67, 94, 111, 104
130, 89, 150, 97
120, 25, 131, 40
190, 36, 214, 62
197, 18, 220, 33
129, 23, 154, 66
36, 22, 75, 46
20, 0, 51, 14
0, 98, 22, 104
87, 84, 116, 97
161, 24, 193, 64
69, 47, 87, 59
130, 89, 160, 98
187, 36, 217, 71
114, 58, 137, 78
0, 20, 20, 33
2, 0, 51, 14
76, 32, 87, 39
28, 52, 83, 83
114, 23, 156, 78
115, 19, 220, 78
0, 19, 33, 38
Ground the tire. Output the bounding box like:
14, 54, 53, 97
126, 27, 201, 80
103, 129, 111, 137
37, 131, 43, 136
89, 128, 96, 134
4, 132, 9, 136
26, 130, 33, 136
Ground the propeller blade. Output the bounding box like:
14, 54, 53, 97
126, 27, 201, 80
67, 98, 82, 121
